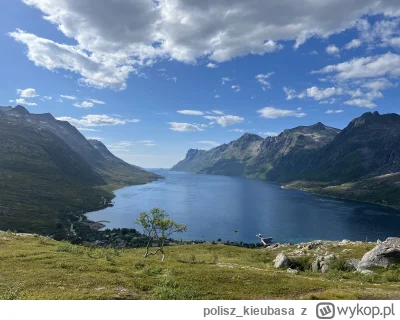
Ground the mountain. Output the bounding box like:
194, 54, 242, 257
0, 106, 161, 236
172, 113, 400, 209
172, 123, 340, 177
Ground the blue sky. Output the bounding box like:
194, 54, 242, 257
1, 1, 400, 168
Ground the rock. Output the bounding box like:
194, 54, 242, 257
274, 253, 291, 269
287, 268, 299, 275
359, 269, 375, 275
341, 239, 351, 244
312, 254, 337, 273
377, 239, 382, 244
358, 237, 400, 270
347, 258, 360, 271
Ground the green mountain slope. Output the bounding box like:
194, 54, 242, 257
0, 106, 161, 236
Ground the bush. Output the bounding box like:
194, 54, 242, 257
290, 257, 313, 271
0, 284, 26, 300
329, 257, 352, 272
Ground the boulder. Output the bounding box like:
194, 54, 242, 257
358, 237, 400, 270
346, 258, 360, 271
359, 269, 375, 275
273, 253, 291, 269
312, 254, 337, 273
287, 268, 299, 275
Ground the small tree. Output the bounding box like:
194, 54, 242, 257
135, 208, 187, 261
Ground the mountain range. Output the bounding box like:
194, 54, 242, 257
172, 112, 400, 210
0, 105, 161, 236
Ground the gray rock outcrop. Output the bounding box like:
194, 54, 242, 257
274, 253, 291, 269
358, 237, 400, 270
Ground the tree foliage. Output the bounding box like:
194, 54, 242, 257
135, 208, 187, 261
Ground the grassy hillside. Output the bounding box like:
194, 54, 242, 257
285, 172, 400, 210
1, 232, 399, 300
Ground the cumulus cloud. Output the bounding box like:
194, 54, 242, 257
15, 98, 37, 106
17, 88, 38, 98
56, 114, 140, 127
257, 106, 306, 119
177, 110, 204, 116
344, 39, 362, 50
231, 85, 241, 92
73, 101, 94, 108
206, 63, 218, 68
168, 122, 204, 132
326, 109, 344, 114
326, 44, 340, 56
203, 115, 244, 127
10, 1, 400, 90
313, 52, 400, 80
344, 99, 376, 108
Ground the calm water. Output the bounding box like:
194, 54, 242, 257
86, 169, 400, 243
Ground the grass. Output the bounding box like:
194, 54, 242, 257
0, 233, 399, 300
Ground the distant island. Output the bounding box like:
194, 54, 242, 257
172, 111, 400, 210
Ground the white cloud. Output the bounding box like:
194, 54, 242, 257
15, 98, 37, 106
138, 140, 156, 146
221, 77, 234, 85
41, 96, 52, 100
314, 52, 400, 80
17, 88, 38, 98
197, 141, 220, 148
77, 128, 100, 132
206, 63, 218, 68
231, 85, 241, 92
108, 141, 133, 152
10, 0, 400, 90
326, 109, 344, 114
230, 128, 248, 133
362, 78, 394, 91
56, 114, 140, 127
262, 40, 284, 52
203, 115, 244, 127
344, 39, 362, 50
214, 94, 220, 99
87, 136, 104, 141
326, 44, 340, 56
177, 110, 204, 116
260, 132, 279, 136
255, 72, 274, 89
168, 122, 204, 132
73, 101, 94, 108
60, 95, 77, 100
344, 99, 376, 108
57, 98, 63, 103
211, 110, 224, 115
306, 86, 344, 100
257, 106, 306, 119
89, 99, 105, 104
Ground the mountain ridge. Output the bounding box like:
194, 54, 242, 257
0, 106, 162, 237
172, 113, 400, 209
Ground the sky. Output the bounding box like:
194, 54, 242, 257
0, 1, 400, 168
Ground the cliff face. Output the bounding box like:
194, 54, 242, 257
172, 124, 340, 178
